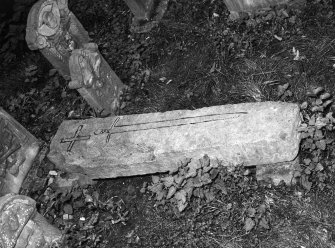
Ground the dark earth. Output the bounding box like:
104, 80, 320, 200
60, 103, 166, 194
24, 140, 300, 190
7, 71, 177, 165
2, 0, 335, 247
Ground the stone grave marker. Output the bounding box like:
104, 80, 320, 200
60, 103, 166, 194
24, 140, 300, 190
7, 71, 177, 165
0, 109, 40, 196
26, 0, 90, 79
26, 0, 126, 115
0, 194, 62, 248
48, 102, 301, 180
69, 43, 127, 116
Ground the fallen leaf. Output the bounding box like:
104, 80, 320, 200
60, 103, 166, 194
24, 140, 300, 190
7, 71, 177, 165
152, 175, 160, 184
166, 185, 177, 199
247, 207, 256, 217
259, 217, 270, 229
320, 92, 331, 100
244, 218, 255, 232
300, 101, 308, 109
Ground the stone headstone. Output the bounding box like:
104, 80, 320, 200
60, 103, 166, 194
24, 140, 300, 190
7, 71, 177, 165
48, 102, 301, 179
0, 194, 62, 248
26, 0, 90, 79
0, 109, 39, 196
26, 0, 126, 115
69, 43, 127, 115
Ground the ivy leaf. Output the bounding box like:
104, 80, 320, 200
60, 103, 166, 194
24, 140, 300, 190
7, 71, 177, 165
259, 217, 270, 229
300, 101, 308, 109
247, 207, 256, 217
315, 163, 324, 172
314, 130, 324, 140
301, 175, 312, 191
303, 158, 311, 165
316, 140, 326, 150
244, 217, 255, 232
309, 115, 316, 126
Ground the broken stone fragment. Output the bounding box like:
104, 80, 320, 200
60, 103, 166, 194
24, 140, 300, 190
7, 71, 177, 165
26, 0, 90, 79
0, 108, 39, 196
48, 102, 301, 179
68, 43, 127, 116
256, 157, 299, 185
53, 172, 95, 192
0, 194, 63, 248
223, 0, 306, 19
123, 0, 155, 21
124, 0, 170, 33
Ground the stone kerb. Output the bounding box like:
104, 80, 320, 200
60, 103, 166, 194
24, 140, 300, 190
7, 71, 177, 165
48, 101, 301, 179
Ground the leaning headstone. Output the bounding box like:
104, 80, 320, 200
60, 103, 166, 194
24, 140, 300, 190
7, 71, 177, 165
26, 0, 90, 79
0, 194, 62, 248
0, 109, 39, 196
69, 43, 127, 116
48, 102, 301, 179
26, 0, 126, 115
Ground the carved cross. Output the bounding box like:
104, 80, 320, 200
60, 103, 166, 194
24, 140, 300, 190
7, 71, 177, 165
60, 125, 91, 152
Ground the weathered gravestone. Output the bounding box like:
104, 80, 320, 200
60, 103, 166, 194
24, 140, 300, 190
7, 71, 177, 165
69, 43, 127, 116
26, 0, 90, 79
0, 194, 62, 248
26, 0, 126, 115
48, 102, 301, 180
0, 109, 39, 196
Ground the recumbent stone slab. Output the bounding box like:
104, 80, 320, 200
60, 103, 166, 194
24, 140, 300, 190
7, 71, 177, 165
48, 102, 301, 179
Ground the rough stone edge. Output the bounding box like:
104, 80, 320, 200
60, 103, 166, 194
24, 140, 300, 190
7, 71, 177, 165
256, 156, 299, 185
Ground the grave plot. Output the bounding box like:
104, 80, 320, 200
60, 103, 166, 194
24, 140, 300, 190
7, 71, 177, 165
48, 101, 301, 183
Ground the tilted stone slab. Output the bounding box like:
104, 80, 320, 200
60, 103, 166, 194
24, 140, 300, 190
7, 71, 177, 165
26, 0, 91, 79
69, 43, 127, 116
48, 102, 301, 179
0, 109, 39, 196
26, 0, 126, 115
